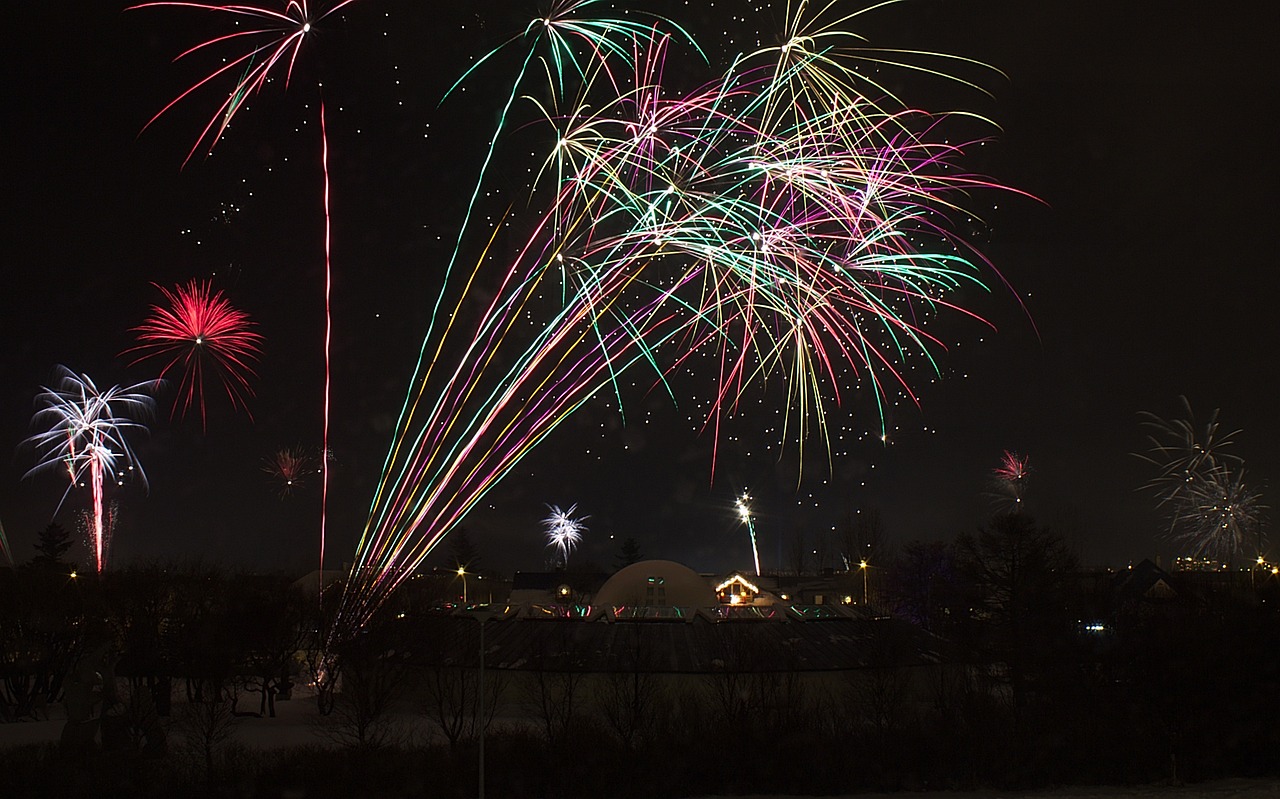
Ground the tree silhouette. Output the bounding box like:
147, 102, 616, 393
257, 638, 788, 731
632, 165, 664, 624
31, 522, 74, 571
613, 537, 642, 571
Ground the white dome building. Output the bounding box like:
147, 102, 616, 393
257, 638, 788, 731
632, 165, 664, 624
594, 559, 717, 608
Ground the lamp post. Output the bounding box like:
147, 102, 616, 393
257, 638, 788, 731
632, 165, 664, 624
859, 559, 869, 605
457, 566, 468, 603
466, 604, 497, 799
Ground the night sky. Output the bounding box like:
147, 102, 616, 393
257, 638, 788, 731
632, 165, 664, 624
4, 1, 1278, 577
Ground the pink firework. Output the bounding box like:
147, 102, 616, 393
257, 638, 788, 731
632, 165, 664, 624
134, 0, 354, 598
994, 450, 1030, 484
263, 447, 317, 496
130, 0, 361, 164
991, 450, 1030, 510
126, 279, 263, 429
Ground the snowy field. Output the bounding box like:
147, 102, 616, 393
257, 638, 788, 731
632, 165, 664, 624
685, 781, 1280, 799
2, 696, 1277, 799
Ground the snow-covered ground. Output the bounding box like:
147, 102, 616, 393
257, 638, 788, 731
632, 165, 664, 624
686, 781, 1280, 799
3, 697, 1278, 798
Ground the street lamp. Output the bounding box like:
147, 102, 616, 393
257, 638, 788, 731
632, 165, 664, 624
457, 566, 468, 603
465, 605, 497, 799
859, 559, 869, 605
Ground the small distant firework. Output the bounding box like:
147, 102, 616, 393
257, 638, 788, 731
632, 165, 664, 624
24, 367, 154, 573
1138, 398, 1264, 559
1167, 466, 1264, 559
990, 450, 1030, 511
126, 279, 262, 429
263, 447, 317, 496
735, 494, 762, 577
543, 504, 587, 568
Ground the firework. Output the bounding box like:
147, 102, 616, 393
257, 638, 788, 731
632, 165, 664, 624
735, 494, 762, 577
1138, 398, 1264, 558
24, 367, 154, 573
263, 447, 317, 496
135, 0, 359, 595
333, 2, 1023, 636
990, 450, 1029, 510
0, 515, 11, 567
1167, 465, 1264, 560
543, 504, 588, 568
125, 279, 262, 429
129, 0, 361, 164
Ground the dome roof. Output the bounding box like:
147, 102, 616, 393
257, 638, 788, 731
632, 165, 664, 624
595, 560, 716, 608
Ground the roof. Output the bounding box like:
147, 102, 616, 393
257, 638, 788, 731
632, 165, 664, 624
393, 605, 942, 673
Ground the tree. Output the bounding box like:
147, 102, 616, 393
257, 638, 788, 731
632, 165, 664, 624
839, 507, 885, 570
885, 540, 956, 632
31, 522, 74, 571
448, 525, 480, 572
613, 537, 642, 571
953, 513, 1081, 724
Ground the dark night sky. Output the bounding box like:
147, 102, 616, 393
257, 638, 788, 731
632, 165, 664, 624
3, 1, 1278, 576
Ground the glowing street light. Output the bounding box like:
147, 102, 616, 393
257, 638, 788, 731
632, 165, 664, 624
457, 566, 468, 603
859, 559, 869, 605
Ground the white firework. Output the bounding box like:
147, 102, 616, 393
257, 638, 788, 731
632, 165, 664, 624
543, 503, 587, 568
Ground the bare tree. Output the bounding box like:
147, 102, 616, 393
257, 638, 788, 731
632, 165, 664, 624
419, 621, 506, 751
839, 507, 885, 570
315, 637, 410, 751
524, 624, 585, 746
173, 680, 240, 785
597, 625, 663, 750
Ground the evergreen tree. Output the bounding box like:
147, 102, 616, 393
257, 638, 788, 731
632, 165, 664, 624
613, 537, 642, 571
32, 521, 74, 570
448, 526, 480, 572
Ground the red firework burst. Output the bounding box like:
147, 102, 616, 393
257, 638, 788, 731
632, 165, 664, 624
263, 447, 316, 496
126, 279, 263, 428
994, 450, 1030, 483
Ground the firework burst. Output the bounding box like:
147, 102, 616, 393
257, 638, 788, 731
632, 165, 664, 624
1138, 398, 1264, 559
24, 367, 154, 573
333, 2, 1026, 637
263, 447, 318, 497
125, 279, 262, 428
989, 450, 1029, 511
543, 504, 588, 568
130, 0, 361, 164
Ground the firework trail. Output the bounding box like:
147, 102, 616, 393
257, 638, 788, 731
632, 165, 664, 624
735, 494, 762, 577
989, 449, 1029, 511
125, 279, 262, 429
334, 2, 1024, 635
263, 447, 318, 496
543, 503, 588, 568
24, 367, 154, 573
1139, 398, 1264, 559
134, 0, 359, 594
0, 516, 12, 567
